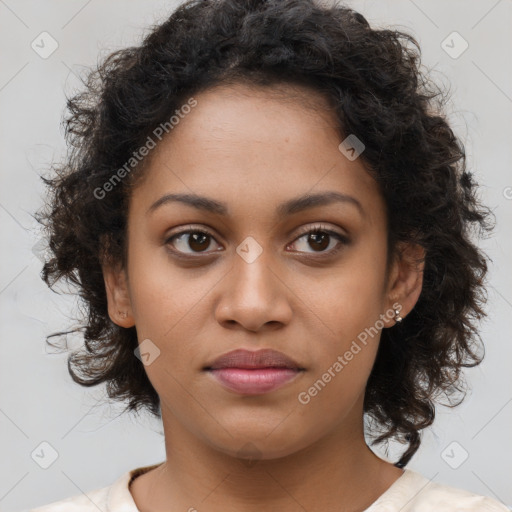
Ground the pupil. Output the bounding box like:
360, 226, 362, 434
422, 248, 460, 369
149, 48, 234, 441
310, 232, 328, 251
190, 232, 209, 252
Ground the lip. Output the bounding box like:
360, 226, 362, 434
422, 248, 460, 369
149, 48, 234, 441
207, 367, 303, 395
203, 348, 304, 371
202, 348, 305, 396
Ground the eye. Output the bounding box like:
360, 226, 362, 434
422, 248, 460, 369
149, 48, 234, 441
165, 227, 222, 256
164, 224, 349, 259
288, 224, 349, 256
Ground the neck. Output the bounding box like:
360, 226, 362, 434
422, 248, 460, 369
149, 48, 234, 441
130, 400, 404, 512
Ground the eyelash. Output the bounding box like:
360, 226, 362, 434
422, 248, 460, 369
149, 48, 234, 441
164, 224, 349, 260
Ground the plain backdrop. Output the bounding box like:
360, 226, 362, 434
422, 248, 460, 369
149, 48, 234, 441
0, 0, 511, 510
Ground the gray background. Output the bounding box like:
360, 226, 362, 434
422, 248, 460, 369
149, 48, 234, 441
0, 0, 511, 510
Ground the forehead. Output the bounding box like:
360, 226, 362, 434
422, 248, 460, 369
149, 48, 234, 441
130, 82, 384, 225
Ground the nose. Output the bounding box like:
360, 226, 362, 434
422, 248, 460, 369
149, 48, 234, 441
214, 244, 293, 333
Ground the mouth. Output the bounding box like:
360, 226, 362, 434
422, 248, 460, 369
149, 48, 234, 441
202, 348, 305, 395
205, 367, 305, 395
202, 348, 305, 371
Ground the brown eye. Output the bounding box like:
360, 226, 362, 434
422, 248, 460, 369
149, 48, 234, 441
307, 232, 330, 252
166, 230, 220, 254
288, 225, 349, 256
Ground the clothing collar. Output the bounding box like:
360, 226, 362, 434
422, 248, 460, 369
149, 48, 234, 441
106, 462, 164, 511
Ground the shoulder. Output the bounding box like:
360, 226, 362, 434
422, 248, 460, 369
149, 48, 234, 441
28, 485, 110, 512
27, 462, 162, 512
375, 469, 510, 512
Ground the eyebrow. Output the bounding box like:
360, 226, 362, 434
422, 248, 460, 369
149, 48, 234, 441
146, 191, 365, 218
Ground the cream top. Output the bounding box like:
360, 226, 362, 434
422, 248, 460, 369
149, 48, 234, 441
29, 462, 510, 511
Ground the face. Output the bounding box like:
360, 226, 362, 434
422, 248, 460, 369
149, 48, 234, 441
104, 82, 423, 460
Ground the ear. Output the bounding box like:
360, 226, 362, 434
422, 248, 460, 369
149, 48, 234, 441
102, 263, 135, 328
384, 241, 425, 327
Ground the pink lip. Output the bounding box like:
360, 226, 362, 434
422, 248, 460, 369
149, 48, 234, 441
207, 368, 303, 395
203, 348, 304, 371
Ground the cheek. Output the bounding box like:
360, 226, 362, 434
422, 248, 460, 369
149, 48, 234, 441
126, 232, 204, 334
296, 236, 387, 390
296, 286, 383, 425
304, 240, 388, 342
126, 240, 215, 388
298, 351, 376, 407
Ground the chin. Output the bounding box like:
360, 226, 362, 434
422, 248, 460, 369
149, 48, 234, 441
204, 425, 320, 463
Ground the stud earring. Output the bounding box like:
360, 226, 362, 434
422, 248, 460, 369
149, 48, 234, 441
118, 311, 127, 319
394, 306, 403, 324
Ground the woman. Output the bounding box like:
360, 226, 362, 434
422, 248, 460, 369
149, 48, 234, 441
31, 0, 507, 510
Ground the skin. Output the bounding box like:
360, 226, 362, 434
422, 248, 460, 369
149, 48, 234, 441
103, 82, 425, 512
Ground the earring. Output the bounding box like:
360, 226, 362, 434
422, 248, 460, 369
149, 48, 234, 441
118, 311, 127, 319
394, 307, 403, 324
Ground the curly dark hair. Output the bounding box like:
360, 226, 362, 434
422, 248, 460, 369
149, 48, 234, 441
36, 0, 495, 468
